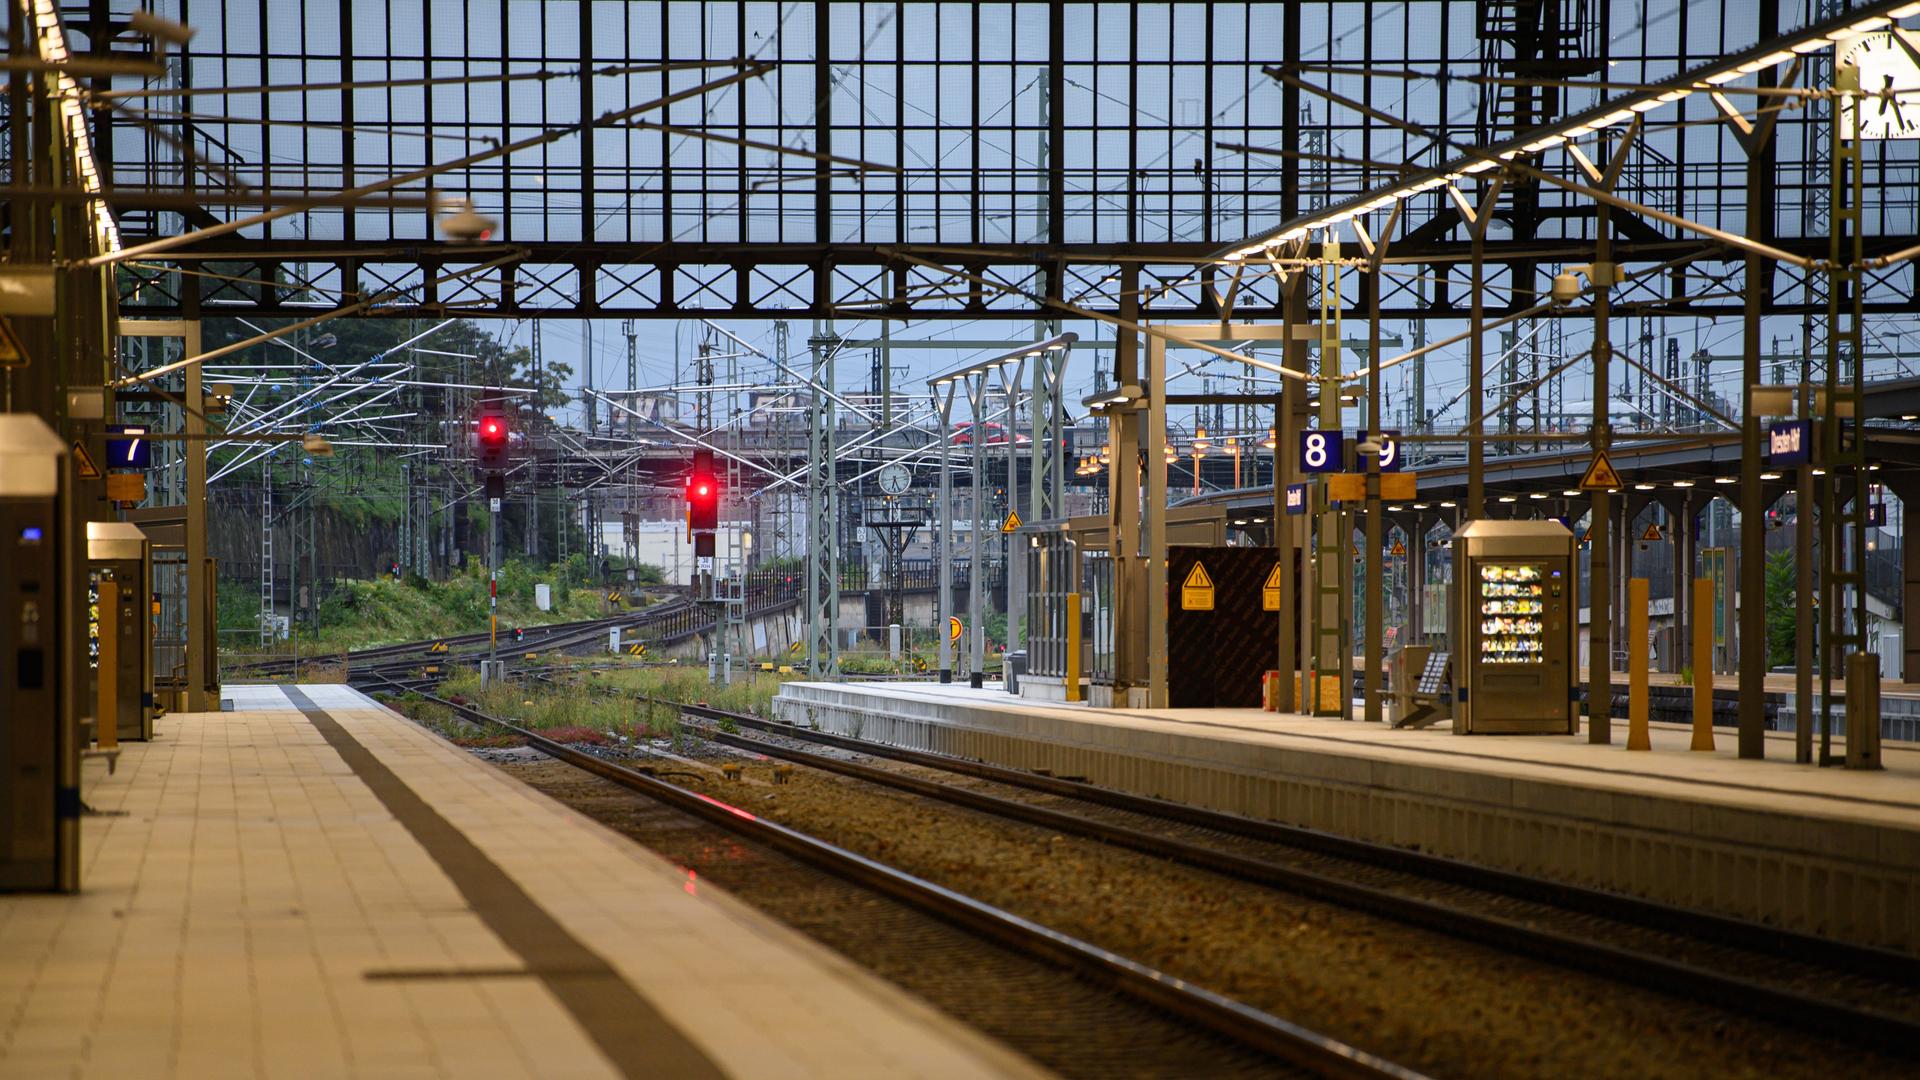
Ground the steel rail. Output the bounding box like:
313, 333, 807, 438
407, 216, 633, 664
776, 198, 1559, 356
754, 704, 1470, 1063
366, 680, 1423, 1080
648, 703, 1920, 1058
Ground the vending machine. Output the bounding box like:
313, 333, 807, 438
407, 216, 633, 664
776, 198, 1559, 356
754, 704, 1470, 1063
1452, 520, 1577, 735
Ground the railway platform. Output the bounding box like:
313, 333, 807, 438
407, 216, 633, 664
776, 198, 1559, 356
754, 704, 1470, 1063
773, 681, 1920, 958
0, 683, 1043, 1079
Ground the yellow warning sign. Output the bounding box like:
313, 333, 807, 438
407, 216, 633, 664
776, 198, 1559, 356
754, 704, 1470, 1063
790, 640, 804, 655
627, 642, 648, 657
72, 440, 102, 480
0, 317, 26, 367
1390, 540, 1407, 556
949, 615, 964, 642
1579, 450, 1622, 491
1001, 510, 1022, 533
606, 589, 622, 604
427, 641, 449, 654
1180, 562, 1215, 611
1641, 523, 1664, 542
1262, 564, 1283, 612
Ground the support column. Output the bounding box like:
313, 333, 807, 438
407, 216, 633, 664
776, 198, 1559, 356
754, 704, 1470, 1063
1275, 273, 1308, 710
1144, 332, 1168, 708
1110, 267, 1143, 699
1672, 492, 1697, 675
1902, 487, 1920, 686
933, 382, 957, 683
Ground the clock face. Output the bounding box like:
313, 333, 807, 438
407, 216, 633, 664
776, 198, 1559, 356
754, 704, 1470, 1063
1838, 31, 1920, 140
877, 463, 912, 496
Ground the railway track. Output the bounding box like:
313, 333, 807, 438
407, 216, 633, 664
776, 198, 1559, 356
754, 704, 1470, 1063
360, 672, 1424, 1080
638, 699, 1920, 1059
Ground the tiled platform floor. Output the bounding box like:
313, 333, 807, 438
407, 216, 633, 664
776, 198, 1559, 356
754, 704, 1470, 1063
0, 684, 1042, 1079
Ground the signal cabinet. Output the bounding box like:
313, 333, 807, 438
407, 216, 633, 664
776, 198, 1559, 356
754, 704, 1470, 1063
1452, 520, 1577, 735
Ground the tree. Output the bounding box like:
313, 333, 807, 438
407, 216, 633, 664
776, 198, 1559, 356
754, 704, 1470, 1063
1764, 548, 1797, 671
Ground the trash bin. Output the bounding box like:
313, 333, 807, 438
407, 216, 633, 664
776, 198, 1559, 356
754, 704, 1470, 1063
1005, 650, 1027, 694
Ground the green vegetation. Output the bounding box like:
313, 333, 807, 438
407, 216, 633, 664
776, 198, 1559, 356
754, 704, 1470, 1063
227, 559, 665, 653
1764, 549, 1796, 671
590, 664, 797, 718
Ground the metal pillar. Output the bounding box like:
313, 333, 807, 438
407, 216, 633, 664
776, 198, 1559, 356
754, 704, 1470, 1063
806, 322, 840, 677
1109, 267, 1144, 700
1589, 200, 1615, 745
1276, 273, 1308, 710
963, 372, 990, 687
934, 381, 958, 682
1003, 352, 1026, 655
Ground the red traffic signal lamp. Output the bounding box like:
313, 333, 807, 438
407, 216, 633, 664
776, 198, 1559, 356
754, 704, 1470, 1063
475, 409, 510, 471
686, 449, 719, 533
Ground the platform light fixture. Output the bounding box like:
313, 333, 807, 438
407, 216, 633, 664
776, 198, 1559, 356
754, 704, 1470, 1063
1633, 482, 1656, 491
1562, 489, 1581, 496
1761, 471, 1784, 480
1714, 476, 1738, 484
929, 332, 1079, 391
1673, 479, 1695, 488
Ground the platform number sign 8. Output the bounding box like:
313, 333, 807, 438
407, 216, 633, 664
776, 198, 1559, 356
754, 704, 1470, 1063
1298, 430, 1343, 474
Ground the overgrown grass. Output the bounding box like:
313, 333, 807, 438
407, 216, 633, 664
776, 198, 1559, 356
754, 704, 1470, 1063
229, 560, 662, 656
590, 664, 798, 718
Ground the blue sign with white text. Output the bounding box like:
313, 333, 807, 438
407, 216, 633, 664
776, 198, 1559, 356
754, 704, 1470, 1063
1285, 484, 1308, 515
1767, 420, 1810, 466
105, 424, 151, 469
1354, 430, 1404, 472
1298, 430, 1344, 473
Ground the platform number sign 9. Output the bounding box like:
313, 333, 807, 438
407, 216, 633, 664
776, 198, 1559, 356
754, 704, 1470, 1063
1360, 430, 1403, 472
1298, 430, 1343, 474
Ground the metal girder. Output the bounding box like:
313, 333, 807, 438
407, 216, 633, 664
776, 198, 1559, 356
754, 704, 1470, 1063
111, 236, 1920, 322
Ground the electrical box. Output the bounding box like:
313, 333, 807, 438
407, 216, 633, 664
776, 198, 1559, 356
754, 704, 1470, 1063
1452, 520, 1577, 735
88, 522, 153, 742
0, 415, 69, 891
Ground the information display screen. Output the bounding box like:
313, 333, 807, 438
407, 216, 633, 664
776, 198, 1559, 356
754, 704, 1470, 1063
1478, 563, 1545, 665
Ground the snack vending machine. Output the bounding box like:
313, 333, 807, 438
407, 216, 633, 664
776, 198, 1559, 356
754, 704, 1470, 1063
1452, 520, 1576, 734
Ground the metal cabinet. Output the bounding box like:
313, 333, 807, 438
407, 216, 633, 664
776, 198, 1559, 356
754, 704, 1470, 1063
87, 522, 153, 742
0, 416, 71, 891
1453, 520, 1577, 735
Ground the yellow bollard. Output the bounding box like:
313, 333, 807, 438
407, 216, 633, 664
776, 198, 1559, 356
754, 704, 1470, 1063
1691, 577, 1715, 751
1064, 592, 1082, 702
1627, 578, 1650, 751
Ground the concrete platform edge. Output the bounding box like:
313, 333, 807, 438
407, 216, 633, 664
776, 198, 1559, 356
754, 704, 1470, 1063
773, 682, 1919, 957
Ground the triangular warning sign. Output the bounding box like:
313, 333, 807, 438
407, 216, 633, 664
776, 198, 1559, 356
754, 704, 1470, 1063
1641, 523, 1664, 542
0, 317, 27, 367
1180, 562, 1214, 611
72, 441, 101, 480
1262, 564, 1283, 611
1001, 510, 1022, 533
1579, 450, 1622, 491
1390, 540, 1407, 556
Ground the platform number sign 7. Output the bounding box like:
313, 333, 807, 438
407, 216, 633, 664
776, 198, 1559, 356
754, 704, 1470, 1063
1357, 430, 1403, 472
1298, 430, 1343, 474
106, 424, 151, 469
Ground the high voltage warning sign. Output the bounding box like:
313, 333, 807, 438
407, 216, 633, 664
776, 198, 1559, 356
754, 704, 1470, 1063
72, 441, 102, 480
1001, 510, 1022, 533
1180, 562, 1214, 611
1641, 523, 1664, 542
1579, 450, 1622, 491
1262, 564, 1283, 611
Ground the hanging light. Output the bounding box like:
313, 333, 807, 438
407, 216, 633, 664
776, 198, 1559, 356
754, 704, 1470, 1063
1260, 427, 1277, 450
1098, 443, 1110, 465
1193, 426, 1211, 453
